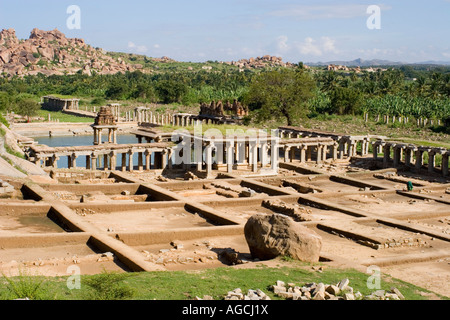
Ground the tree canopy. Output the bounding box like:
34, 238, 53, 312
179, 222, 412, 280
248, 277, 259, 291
243, 68, 316, 125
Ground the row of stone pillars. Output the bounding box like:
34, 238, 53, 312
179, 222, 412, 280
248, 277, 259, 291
278, 129, 371, 159
37, 149, 170, 172
132, 109, 174, 125
373, 141, 449, 176
173, 139, 279, 175
282, 143, 338, 164
173, 114, 222, 127
93, 126, 118, 145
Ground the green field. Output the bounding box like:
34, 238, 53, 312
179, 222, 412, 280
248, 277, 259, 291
35, 109, 95, 123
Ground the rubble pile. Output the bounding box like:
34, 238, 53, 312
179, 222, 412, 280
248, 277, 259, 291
262, 199, 312, 222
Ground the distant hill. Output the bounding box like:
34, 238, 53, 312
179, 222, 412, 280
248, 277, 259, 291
307, 58, 450, 67
0, 28, 142, 77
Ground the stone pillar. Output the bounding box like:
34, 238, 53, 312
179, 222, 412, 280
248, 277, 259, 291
300, 146, 307, 163
98, 130, 102, 145
284, 146, 291, 163
226, 143, 233, 173
86, 155, 91, 170
251, 142, 258, 173
405, 148, 414, 166
206, 143, 214, 177
162, 149, 169, 169
332, 143, 338, 160
113, 129, 117, 144
145, 150, 151, 170
270, 142, 279, 172
103, 154, 109, 170
121, 153, 127, 172
372, 142, 380, 159
91, 154, 97, 171
69, 153, 77, 169
383, 145, 391, 168
128, 151, 134, 172
108, 129, 113, 144
196, 144, 203, 171
93, 128, 98, 145
348, 143, 354, 158
261, 142, 269, 168
415, 150, 423, 169
167, 149, 173, 170
110, 152, 117, 171
442, 154, 449, 176
338, 141, 345, 159
322, 145, 328, 162
51, 155, 59, 169
316, 145, 323, 164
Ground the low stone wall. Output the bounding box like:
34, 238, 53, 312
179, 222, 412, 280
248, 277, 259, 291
43, 183, 141, 196
0, 233, 91, 249
115, 225, 244, 246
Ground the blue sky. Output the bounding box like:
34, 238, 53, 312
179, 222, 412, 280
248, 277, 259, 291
0, 0, 449, 63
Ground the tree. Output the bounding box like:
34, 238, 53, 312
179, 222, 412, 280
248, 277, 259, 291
105, 80, 129, 100
155, 80, 188, 104
329, 87, 362, 115
0, 91, 11, 111
15, 99, 40, 122
243, 68, 316, 125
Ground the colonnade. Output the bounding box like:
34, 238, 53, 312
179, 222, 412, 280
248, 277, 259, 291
372, 141, 449, 176
28, 144, 170, 172
280, 139, 338, 164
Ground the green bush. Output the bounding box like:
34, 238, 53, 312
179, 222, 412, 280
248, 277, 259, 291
83, 270, 136, 300
0, 114, 9, 128
1, 270, 47, 300
90, 97, 106, 106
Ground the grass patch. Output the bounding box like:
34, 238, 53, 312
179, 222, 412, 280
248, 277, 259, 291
1, 270, 49, 300
390, 138, 450, 149
0, 262, 445, 300
35, 109, 94, 123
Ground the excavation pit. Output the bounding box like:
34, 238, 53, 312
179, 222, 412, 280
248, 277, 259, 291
0, 204, 70, 234
0, 234, 130, 276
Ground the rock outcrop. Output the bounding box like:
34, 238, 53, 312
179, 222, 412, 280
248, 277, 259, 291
225, 55, 294, 70
0, 28, 139, 76
244, 213, 322, 262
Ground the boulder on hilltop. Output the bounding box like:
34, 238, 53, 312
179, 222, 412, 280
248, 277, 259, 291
0, 28, 139, 77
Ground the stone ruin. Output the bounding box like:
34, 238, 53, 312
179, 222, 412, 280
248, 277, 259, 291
94, 106, 116, 126
199, 100, 249, 118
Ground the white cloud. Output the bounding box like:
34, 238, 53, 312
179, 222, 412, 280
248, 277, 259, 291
442, 52, 450, 58
276, 35, 289, 53
297, 37, 339, 56
153, 44, 160, 49
127, 41, 148, 53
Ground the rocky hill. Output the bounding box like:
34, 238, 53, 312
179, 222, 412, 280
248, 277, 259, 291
0, 28, 142, 77
225, 55, 295, 70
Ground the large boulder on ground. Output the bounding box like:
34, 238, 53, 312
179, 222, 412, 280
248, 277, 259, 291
244, 214, 322, 262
